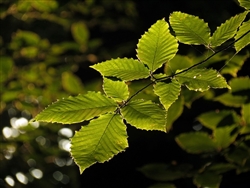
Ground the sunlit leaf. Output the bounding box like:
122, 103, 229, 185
121, 100, 166, 132
62, 72, 84, 94
137, 19, 178, 72
71, 22, 89, 45
71, 114, 128, 173
138, 163, 192, 181
175, 132, 217, 153
34, 92, 117, 124
91, 58, 150, 81
32, 0, 58, 12
154, 79, 181, 110
238, 0, 250, 9
235, 20, 250, 52
197, 110, 241, 130
242, 103, 250, 126
213, 126, 238, 150
194, 172, 222, 188
230, 76, 250, 95
103, 77, 129, 102
176, 68, 230, 91
214, 93, 248, 107
210, 12, 248, 47
169, 12, 210, 45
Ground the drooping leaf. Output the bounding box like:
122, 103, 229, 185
138, 163, 192, 182
121, 99, 167, 132
62, 71, 84, 94
91, 58, 150, 81
194, 172, 222, 188
175, 132, 217, 153
71, 114, 128, 173
71, 22, 89, 45
235, 19, 250, 52
164, 54, 194, 76
103, 77, 129, 102
169, 12, 210, 45
137, 19, 178, 72
154, 79, 181, 111
238, 0, 250, 9
176, 68, 230, 91
166, 95, 184, 130
210, 12, 248, 47
213, 126, 238, 150
197, 110, 241, 130
34, 92, 117, 124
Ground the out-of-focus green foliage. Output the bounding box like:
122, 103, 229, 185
0, 0, 138, 187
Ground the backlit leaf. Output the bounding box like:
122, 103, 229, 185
71, 114, 128, 173
34, 92, 117, 124
170, 12, 210, 45
62, 71, 84, 94
103, 77, 129, 102
230, 76, 250, 95
71, 22, 89, 45
238, 0, 250, 9
137, 19, 178, 72
176, 132, 217, 153
214, 93, 247, 107
210, 12, 248, 47
235, 20, 250, 52
91, 58, 150, 81
176, 68, 230, 91
154, 79, 181, 110
242, 103, 250, 126
121, 100, 166, 132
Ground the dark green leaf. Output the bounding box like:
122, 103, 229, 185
194, 172, 222, 188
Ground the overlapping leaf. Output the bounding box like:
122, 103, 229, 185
175, 68, 230, 91
137, 19, 178, 72
121, 100, 167, 132
91, 58, 150, 81
103, 77, 129, 102
210, 12, 248, 47
154, 79, 181, 111
234, 19, 250, 52
34, 92, 117, 124
71, 114, 128, 173
169, 12, 210, 45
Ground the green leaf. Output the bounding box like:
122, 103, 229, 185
164, 54, 194, 76
206, 163, 236, 174
225, 146, 250, 166
154, 79, 181, 110
137, 19, 178, 72
121, 100, 167, 132
166, 95, 184, 130
138, 163, 192, 181
175, 132, 217, 153
32, 0, 58, 12
71, 22, 89, 45
62, 72, 84, 94
197, 110, 241, 130
220, 54, 247, 77
210, 12, 248, 47
238, 0, 250, 9
213, 126, 238, 150
148, 183, 176, 188
34, 92, 117, 124
230, 76, 250, 95
242, 103, 250, 126
91, 58, 150, 81
214, 93, 248, 107
235, 20, 250, 52
169, 12, 210, 45
71, 114, 128, 173
0, 56, 13, 82
103, 77, 129, 102
176, 68, 230, 91
194, 172, 222, 188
